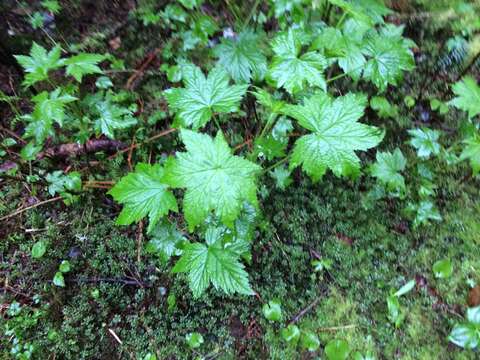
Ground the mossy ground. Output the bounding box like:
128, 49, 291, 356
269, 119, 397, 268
1, 1, 480, 359
2, 159, 479, 359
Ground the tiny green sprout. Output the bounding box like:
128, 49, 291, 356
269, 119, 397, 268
325, 339, 351, 360
280, 324, 300, 345
167, 293, 176, 312
353, 352, 376, 360
432, 259, 453, 279
262, 300, 283, 322
91, 289, 100, 299
404, 95, 415, 108
53, 272, 65, 287
95, 76, 113, 89
185, 332, 204, 349
394, 279, 415, 297
143, 353, 157, 360
300, 330, 320, 351
387, 280, 415, 327
311, 259, 333, 272
31, 241, 47, 259
59, 260, 71, 273
430, 98, 449, 114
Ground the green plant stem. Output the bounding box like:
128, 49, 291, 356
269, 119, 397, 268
336, 12, 347, 28
243, 0, 261, 30
262, 155, 291, 174
258, 113, 278, 140
326, 72, 348, 83
213, 114, 224, 137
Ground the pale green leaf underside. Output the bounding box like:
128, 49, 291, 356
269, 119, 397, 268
108, 163, 178, 233
172, 242, 253, 297
164, 65, 248, 129
284, 92, 384, 180
166, 129, 261, 230
449, 76, 480, 119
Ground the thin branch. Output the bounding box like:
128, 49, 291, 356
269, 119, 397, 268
289, 297, 321, 324
0, 196, 62, 222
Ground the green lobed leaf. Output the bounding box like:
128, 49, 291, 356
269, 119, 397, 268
408, 128, 441, 159
370, 96, 398, 118
108, 163, 178, 233
93, 97, 137, 139
460, 131, 480, 175
214, 31, 267, 83
362, 33, 414, 91
269, 166, 293, 190
31, 88, 77, 127
370, 148, 406, 192
164, 65, 248, 129
268, 29, 327, 94
312, 26, 366, 80
449, 76, 480, 119
65, 53, 105, 82
14, 43, 65, 87
145, 219, 185, 263
165, 130, 261, 230
284, 92, 384, 181
172, 242, 253, 297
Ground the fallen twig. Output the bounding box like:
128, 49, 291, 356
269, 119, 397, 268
38, 139, 127, 159
0, 196, 62, 222
317, 324, 357, 332
289, 297, 322, 324
125, 50, 160, 90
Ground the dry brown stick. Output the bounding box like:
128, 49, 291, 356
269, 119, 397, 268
0, 126, 26, 145
0, 196, 62, 222
38, 139, 126, 159
136, 220, 144, 264
125, 50, 160, 90
289, 297, 322, 324
107, 128, 177, 160
317, 324, 357, 332
234, 139, 252, 152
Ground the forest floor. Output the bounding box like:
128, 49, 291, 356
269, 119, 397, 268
1, 1, 480, 359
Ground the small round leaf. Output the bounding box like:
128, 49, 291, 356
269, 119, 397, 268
186, 332, 204, 349
325, 339, 351, 360
300, 331, 320, 352
262, 300, 282, 322
281, 324, 300, 344
433, 259, 453, 279
32, 241, 47, 258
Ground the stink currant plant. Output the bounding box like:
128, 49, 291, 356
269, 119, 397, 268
108, 1, 416, 298
15, 1, 416, 297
